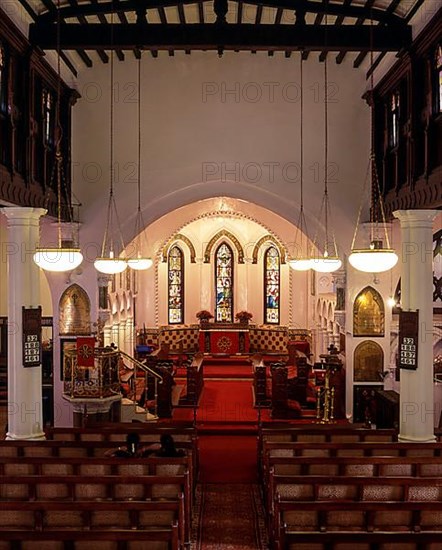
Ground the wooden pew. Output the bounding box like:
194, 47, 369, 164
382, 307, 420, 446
280, 531, 442, 550
270, 476, 442, 549
0, 456, 193, 545
0, 474, 188, 547
251, 354, 269, 407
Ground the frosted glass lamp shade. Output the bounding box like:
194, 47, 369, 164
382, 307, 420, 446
33, 248, 83, 272
94, 255, 127, 274
128, 257, 153, 270
288, 258, 313, 271
349, 240, 398, 273
311, 255, 342, 273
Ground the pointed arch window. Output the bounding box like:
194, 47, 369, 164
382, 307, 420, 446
264, 246, 280, 324
168, 246, 184, 324
389, 91, 400, 148
353, 286, 385, 337
0, 43, 5, 109
215, 243, 233, 322
42, 88, 54, 147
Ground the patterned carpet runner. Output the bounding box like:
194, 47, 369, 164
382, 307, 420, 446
192, 484, 268, 549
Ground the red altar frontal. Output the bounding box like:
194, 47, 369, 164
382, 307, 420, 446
199, 326, 250, 354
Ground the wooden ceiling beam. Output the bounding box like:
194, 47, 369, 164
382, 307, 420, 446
38, 0, 405, 26
29, 22, 412, 52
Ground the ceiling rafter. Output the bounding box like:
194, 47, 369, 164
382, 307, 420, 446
37, 0, 405, 26
29, 22, 412, 52
67, 0, 109, 64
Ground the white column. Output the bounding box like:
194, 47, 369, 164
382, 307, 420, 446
393, 209, 439, 442
2, 207, 47, 440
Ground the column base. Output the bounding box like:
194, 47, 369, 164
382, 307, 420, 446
398, 433, 437, 443
6, 431, 46, 441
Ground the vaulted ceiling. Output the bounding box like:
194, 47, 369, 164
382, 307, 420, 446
16, 0, 425, 76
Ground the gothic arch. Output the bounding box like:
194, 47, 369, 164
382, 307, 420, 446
353, 286, 385, 337
252, 235, 287, 264
354, 340, 384, 382
204, 230, 245, 263
161, 233, 196, 263
59, 284, 91, 335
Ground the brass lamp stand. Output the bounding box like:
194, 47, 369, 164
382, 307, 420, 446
316, 366, 336, 423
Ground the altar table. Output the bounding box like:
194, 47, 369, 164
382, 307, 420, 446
199, 327, 250, 354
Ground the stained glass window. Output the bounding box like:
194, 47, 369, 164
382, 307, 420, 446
389, 92, 400, 148
215, 243, 233, 322
168, 246, 184, 324
42, 89, 53, 146
0, 44, 4, 95
436, 45, 442, 114
0, 44, 5, 114
264, 246, 280, 324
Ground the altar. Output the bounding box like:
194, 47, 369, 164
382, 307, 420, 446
199, 324, 250, 354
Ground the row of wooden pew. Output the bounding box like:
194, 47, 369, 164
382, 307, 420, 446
0, 422, 198, 550
258, 424, 442, 550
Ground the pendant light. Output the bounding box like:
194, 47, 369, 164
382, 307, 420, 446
127, 54, 153, 271
289, 55, 312, 271
33, 0, 83, 272
94, 9, 127, 275
348, 17, 398, 274
311, 18, 342, 274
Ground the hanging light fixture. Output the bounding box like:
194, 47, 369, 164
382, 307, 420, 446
94, 9, 127, 275
127, 53, 153, 271
348, 17, 398, 274
311, 18, 342, 274
33, 0, 83, 272
289, 54, 312, 271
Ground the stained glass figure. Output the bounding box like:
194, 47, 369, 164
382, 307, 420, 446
215, 243, 233, 322
168, 246, 184, 324
264, 246, 280, 324
42, 89, 53, 146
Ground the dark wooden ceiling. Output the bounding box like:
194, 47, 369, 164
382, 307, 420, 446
16, 0, 426, 74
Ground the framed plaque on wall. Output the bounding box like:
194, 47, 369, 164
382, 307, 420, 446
398, 310, 419, 370
22, 306, 42, 368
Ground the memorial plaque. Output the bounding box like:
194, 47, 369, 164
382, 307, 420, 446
22, 306, 42, 367
398, 310, 419, 370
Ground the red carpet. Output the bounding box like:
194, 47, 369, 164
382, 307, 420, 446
198, 435, 258, 483
192, 484, 268, 549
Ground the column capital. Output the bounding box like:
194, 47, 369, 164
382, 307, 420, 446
1, 207, 47, 223
393, 209, 439, 227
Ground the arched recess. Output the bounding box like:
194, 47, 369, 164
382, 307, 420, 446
252, 235, 287, 264
353, 286, 385, 337
204, 230, 244, 263
161, 234, 196, 263
59, 284, 91, 335
354, 340, 384, 382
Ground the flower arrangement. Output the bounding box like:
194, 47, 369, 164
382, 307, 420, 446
196, 310, 214, 321
235, 311, 253, 322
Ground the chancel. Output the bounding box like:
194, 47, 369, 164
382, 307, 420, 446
0, 1, 441, 548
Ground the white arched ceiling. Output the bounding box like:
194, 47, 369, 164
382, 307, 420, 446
72, 52, 369, 260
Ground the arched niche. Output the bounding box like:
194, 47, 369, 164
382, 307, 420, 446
354, 340, 384, 382
353, 286, 385, 337
252, 235, 287, 264
161, 233, 196, 263
59, 284, 91, 335
204, 230, 244, 263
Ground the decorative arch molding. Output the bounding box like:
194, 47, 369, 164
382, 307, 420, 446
161, 233, 196, 263
353, 286, 385, 337
59, 284, 91, 335
204, 230, 245, 263
252, 235, 286, 264
354, 340, 384, 382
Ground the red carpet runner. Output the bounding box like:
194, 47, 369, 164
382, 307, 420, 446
192, 484, 268, 550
